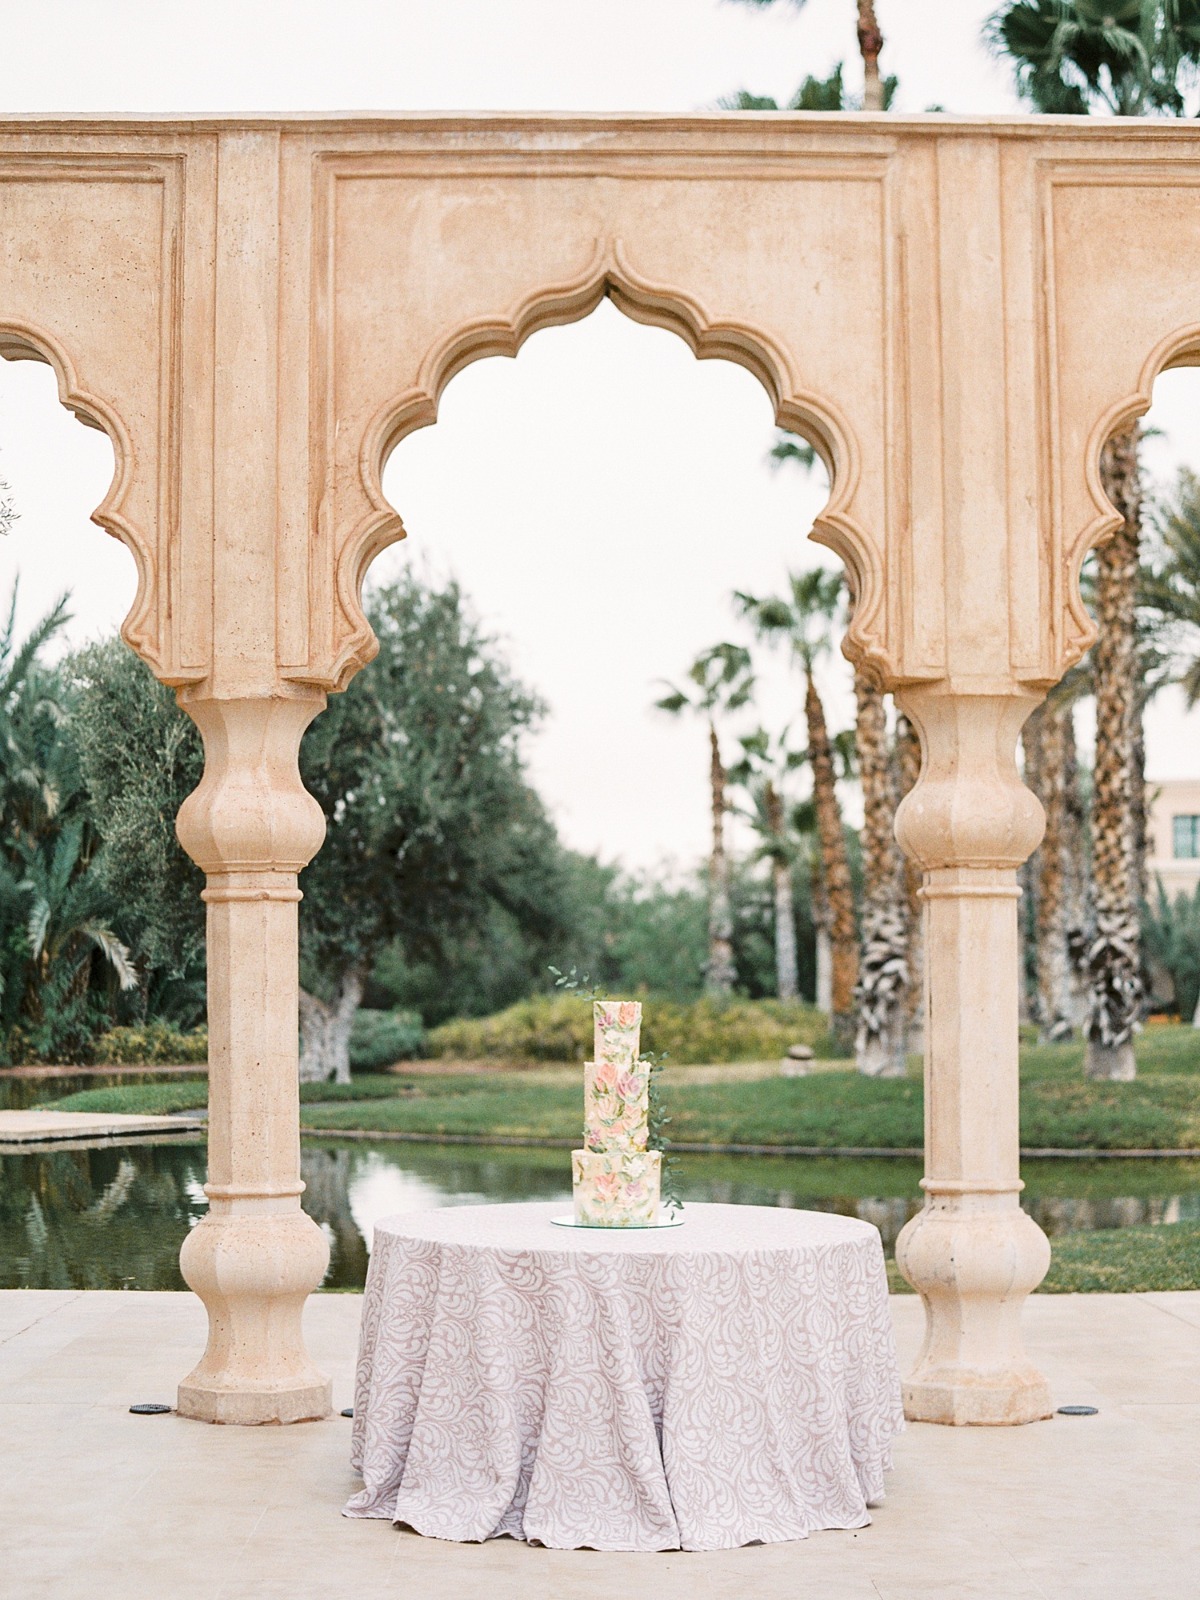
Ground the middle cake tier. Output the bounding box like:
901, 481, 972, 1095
584, 1054, 650, 1151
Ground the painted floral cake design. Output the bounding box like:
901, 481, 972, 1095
572, 1000, 661, 1226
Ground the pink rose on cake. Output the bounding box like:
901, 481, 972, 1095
616, 1002, 638, 1027
591, 1059, 618, 1093
593, 1171, 620, 1202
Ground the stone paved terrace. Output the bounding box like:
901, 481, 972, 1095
2, 1289, 1197, 1599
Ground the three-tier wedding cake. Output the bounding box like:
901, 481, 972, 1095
571, 1000, 661, 1226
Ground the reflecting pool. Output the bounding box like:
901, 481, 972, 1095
3, 1136, 1199, 1290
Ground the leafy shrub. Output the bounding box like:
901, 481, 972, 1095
91, 1022, 208, 1065
1144, 881, 1200, 1021
427, 994, 833, 1064
350, 1008, 425, 1071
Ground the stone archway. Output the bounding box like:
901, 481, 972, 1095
3, 112, 1198, 1427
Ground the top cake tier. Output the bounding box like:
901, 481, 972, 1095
585, 1000, 648, 1152
595, 999, 641, 1068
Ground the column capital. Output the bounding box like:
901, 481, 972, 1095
894, 685, 1044, 873
174, 691, 327, 878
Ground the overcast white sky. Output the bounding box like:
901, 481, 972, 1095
1, 0, 1198, 870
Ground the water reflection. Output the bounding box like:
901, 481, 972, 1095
0, 1142, 206, 1290
2, 1138, 1199, 1290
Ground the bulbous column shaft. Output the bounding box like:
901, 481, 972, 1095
893, 685, 1053, 1426
173, 690, 332, 1424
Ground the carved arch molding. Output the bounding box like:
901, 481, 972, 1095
3, 115, 1200, 701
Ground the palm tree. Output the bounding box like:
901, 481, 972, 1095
853, 669, 908, 1075
789, 794, 832, 1012
1142, 466, 1200, 1023
0, 586, 73, 844
21, 819, 137, 1027
985, 1, 1200, 1077
894, 712, 924, 1052
736, 570, 858, 1042
986, 2, 1196, 116
0, 586, 141, 1058
1083, 398, 1145, 1074
728, 726, 804, 999
655, 642, 755, 993
0, 463, 16, 539
1022, 689, 1084, 1040
1143, 467, 1200, 701
765, 433, 905, 1064
728, 1, 893, 111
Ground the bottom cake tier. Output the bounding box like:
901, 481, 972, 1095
571, 1147, 661, 1227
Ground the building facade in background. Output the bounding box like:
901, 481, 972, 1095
1148, 778, 1200, 898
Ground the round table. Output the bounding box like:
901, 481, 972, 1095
345, 1200, 903, 1552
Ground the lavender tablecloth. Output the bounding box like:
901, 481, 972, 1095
345, 1200, 903, 1552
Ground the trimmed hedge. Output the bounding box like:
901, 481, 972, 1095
350, 1008, 425, 1070
91, 1023, 208, 1064
427, 994, 835, 1065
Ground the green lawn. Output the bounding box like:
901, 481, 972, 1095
40, 1079, 213, 1115
38, 1075, 405, 1117
37, 1025, 1200, 1151
887, 1221, 1200, 1294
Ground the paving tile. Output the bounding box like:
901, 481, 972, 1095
4, 1289, 1200, 1600
1139, 1289, 1200, 1331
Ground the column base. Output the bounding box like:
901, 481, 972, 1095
896, 1194, 1052, 1427
177, 1376, 332, 1426
903, 1367, 1052, 1427
178, 1206, 331, 1426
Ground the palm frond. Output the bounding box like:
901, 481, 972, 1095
768, 434, 819, 473
718, 90, 782, 110
654, 686, 690, 715
79, 921, 139, 991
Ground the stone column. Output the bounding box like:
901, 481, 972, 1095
174, 690, 332, 1425
893, 685, 1053, 1426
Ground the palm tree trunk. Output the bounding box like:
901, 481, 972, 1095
1019, 706, 1044, 1030
1032, 704, 1074, 1040
1131, 692, 1148, 909
706, 721, 736, 994
857, 0, 885, 111
1061, 705, 1091, 1032
1086, 421, 1144, 1080
854, 670, 907, 1076
805, 671, 857, 1042
895, 713, 924, 1053
765, 780, 799, 1000
811, 858, 833, 1014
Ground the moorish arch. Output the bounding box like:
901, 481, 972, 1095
2, 112, 1200, 1427
340, 245, 880, 692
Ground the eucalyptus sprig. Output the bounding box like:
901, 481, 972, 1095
547, 964, 606, 1002
641, 1048, 682, 1215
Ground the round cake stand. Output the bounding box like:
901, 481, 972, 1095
549, 1213, 684, 1230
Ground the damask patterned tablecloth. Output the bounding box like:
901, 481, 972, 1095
344, 1200, 904, 1552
